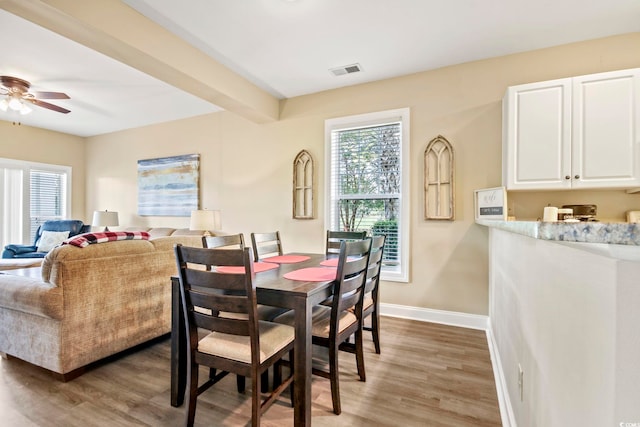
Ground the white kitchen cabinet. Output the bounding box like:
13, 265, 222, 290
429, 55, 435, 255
503, 78, 572, 190
503, 68, 640, 190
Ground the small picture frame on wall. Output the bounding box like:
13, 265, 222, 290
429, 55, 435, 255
474, 187, 507, 221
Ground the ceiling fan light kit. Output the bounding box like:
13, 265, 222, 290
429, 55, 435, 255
0, 95, 32, 115
0, 75, 71, 115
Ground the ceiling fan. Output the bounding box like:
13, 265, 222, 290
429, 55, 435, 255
0, 75, 70, 114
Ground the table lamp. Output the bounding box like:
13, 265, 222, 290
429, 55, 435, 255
189, 209, 221, 236
92, 210, 119, 232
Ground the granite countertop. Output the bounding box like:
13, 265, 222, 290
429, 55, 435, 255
476, 219, 640, 246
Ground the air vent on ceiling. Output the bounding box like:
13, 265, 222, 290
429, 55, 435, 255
329, 63, 362, 76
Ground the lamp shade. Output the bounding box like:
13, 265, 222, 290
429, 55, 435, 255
189, 209, 221, 232
92, 210, 119, 231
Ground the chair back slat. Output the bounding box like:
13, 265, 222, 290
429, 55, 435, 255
337, 272, 367, 311
258, 242, 281, 257
341, 255, 369, 280
189, 290, 249, 314
326, 230, 367, 255
203, 233, 245, 250
184, 268, 249, 292
193, 311, 251, 336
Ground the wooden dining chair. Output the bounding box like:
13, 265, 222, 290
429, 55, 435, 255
202, 232, 285, 391
274, 238, 372, 415
250, 231, 283, 261
359, 235, 385, 354
174, 245, 295, 427
325, 230, 367, 256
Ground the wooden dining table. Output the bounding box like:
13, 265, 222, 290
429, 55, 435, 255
170, 252, 336, 427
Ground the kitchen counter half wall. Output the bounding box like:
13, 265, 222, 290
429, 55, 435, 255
476, 219, 640, 246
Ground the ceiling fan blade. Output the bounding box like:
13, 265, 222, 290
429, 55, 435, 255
29, 99, 71, 114
33, 91, 70, 99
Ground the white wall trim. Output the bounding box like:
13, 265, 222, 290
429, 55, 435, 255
380, 303, 515, 427
380, 302, 489, 330
486, 324, 517, 427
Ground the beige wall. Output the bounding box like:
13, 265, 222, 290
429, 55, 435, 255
0, 120, 86, 221
86, 33, 640, 316
3, 33, 639, 316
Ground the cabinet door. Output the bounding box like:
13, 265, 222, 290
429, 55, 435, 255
503, 79, 572, 190
572, 69, 640, 188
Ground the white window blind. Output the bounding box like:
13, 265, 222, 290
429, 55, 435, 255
30, 169, 67, 239
325, 108, 410, 282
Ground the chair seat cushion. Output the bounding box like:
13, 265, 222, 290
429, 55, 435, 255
197, 321, 294, 364
274, 305, 357, 339
348, 295, 373, 313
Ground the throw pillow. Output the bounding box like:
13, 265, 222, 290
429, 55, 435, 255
37, 230, 70, 252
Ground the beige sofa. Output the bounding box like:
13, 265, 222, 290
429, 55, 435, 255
0, 230, 207, 380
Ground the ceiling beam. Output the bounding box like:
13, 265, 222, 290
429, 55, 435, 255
0, 0, 279, 123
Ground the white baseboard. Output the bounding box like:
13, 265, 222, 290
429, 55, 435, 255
379, 302, 489, 330
379, 303, 515, 427
486, 324, 517, 427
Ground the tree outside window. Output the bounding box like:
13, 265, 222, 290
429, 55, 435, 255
331, 122, 402, 267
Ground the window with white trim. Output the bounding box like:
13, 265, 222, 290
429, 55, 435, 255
0, 158, 71, 249
325, 108, 410, 282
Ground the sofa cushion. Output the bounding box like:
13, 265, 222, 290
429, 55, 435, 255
170, 229, 208, 236
37, 230, 70, 252
122, 227, 176, 238
121, 227, 210, 239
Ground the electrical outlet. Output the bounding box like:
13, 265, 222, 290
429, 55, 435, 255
518, 364, 524, 401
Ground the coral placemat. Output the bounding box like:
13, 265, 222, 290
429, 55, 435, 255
319, 258, 339, 267
262, 255, 310, 264
216, 262, 279, 274
319, 256, 358, 267
283, 267, 337, 282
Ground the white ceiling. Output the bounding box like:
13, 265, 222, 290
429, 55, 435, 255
1, 0, 640, 137
0, 8, 221, 137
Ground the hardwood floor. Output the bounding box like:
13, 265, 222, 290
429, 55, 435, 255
0, 317, 501, 426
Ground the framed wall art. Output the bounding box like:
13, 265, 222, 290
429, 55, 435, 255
137, 153, 200, 216
474, 186, 507, 221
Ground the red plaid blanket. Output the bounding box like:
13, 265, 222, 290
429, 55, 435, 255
63, 231, 150, 248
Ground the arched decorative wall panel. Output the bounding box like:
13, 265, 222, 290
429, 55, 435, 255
424, 135, 454, 220
293, 150, 314, 219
